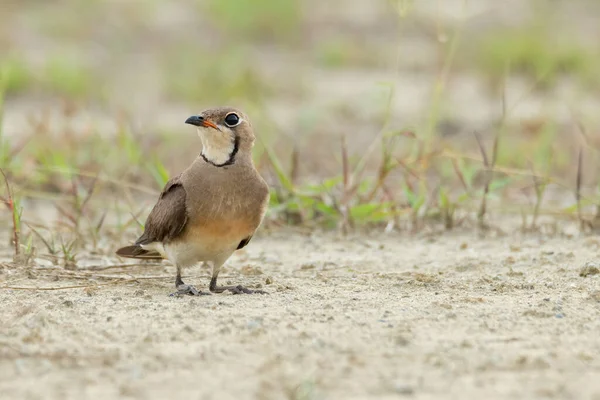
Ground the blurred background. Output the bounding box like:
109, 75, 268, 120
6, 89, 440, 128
1, 0, 600, 241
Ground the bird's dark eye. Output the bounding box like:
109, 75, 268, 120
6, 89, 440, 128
224, 113, 240, 127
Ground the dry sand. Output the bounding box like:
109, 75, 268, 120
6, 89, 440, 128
1, 231, 600, 400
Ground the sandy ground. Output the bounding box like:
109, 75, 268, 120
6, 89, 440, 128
1, 231, 600, 400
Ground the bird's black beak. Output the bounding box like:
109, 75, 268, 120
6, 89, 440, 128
185, 115, 204, 127
185, 115, 219, 130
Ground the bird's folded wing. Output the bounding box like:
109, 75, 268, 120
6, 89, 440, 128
135, 176, 188, 245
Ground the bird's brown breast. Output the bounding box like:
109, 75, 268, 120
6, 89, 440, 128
180, 160, 268, 242
187, 215, 256, 240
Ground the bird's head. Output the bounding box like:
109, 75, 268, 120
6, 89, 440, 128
185, 107, 255, 167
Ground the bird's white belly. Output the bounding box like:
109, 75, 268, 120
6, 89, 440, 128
162, 240, 236, 268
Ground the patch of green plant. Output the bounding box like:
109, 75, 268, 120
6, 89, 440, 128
147, 157, 170, 189
206, 0, 301, 41
495, 121, 569, 173
41, 57, 95, 99
0, 55, 98, 99
315, 38, 381, 69
474, 26, 599, 88
0, 58, 33, 95
164, 48, 271, 104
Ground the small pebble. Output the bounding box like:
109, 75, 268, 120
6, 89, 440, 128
580, 262, 599, 277
246, 319, 262, 330
394, 384, 414, 396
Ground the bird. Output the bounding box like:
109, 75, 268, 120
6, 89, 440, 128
116, 107, 270, 296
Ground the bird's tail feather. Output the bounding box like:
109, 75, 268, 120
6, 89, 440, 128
115, 245, 164, 260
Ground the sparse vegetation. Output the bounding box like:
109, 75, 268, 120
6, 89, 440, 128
0, 0, 598, 275
163, 48, 272, 104
0, 57, 33, 95
472, 25, 600, 90
205, 0, 301, 41
0, 55, 98, 99
315, 38, 383, 69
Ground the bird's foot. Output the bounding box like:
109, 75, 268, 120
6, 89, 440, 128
170, 284, 211, 297
211, 285, 267, 295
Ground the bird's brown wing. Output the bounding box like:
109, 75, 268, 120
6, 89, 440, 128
115, 245, 163, 259
134, 175, 189, 246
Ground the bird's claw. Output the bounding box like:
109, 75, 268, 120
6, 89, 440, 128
170, 284, 211, 297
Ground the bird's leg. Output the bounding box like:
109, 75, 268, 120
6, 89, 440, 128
209, 276, 267, 295
170, 269, 210, 296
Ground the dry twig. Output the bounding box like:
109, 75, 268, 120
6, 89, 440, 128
0, 167, 20, 257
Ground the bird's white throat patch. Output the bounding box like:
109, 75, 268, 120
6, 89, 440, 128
198, 126, 236, 166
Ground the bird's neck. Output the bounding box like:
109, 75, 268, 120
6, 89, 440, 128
200, 135, 239, 167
